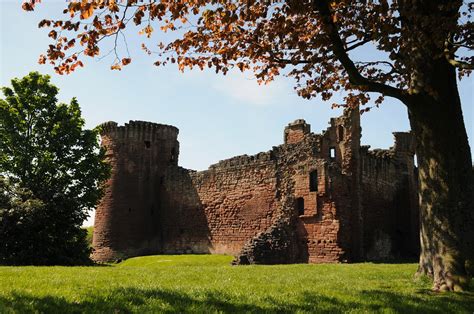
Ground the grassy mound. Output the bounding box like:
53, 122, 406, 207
0, 255, 472, 313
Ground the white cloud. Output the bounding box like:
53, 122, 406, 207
212, 71, 288, 106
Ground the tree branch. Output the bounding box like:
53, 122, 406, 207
446, 58, 474, 70
444, 37, 474, 70
345, 37, 371, 52
313, 0, 409, 103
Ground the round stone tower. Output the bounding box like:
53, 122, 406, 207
92, 120, 179, 262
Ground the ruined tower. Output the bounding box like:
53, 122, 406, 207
284, 107, 364, 263
92, 121, 179, 261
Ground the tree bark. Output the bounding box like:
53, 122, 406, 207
407, 59, 474, 291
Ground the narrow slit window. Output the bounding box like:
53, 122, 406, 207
144, 140, 151, 149
309, 170, 318, 192
330, 147, 336, 159
296, 197, 305, 216
170, 147, 176, 162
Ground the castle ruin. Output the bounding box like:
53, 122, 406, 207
92, 108, 419, 264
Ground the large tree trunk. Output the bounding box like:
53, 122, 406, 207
407, 59, 473, 291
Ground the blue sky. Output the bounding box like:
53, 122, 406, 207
1, 2, 473, 225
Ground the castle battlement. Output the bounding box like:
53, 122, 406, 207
208, 151, 275, 170
98, 120, 179, 142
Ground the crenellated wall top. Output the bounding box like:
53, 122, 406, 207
98, 120, 179, 141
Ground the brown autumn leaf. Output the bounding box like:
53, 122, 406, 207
111, 63, 121, 71
48, 30, 57, 39
80, 3, 94, 20
38, 54, 46, 64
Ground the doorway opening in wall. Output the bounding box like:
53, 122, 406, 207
297, 197, 305, 216
309, 170, 318, 192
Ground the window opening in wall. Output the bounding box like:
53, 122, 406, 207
330, 147, 336, 159
128, 207, 132, 213
160, 176, 164, 185
309, 170, 318, 192
150, 206, 154, 216
170, 147, 176, 162
413, 153, 418, 167
296, 197, 305, 216
338, 125, 345, 142
144, 140, 151, 149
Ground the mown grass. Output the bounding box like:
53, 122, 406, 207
0, 255, 472, 313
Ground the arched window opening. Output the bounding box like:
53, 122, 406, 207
330, 147, 336, 159
309, 170, 318, 192
296, 197, 305, 216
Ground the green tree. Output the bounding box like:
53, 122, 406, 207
24, 0, 473, 290
0, 72, 109, 265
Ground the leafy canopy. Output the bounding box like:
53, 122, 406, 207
23, 0, 474, 110
0, 72, 110, 265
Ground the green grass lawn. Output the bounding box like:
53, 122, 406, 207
0, 255, 472, 313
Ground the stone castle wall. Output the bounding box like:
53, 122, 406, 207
158, 154, 279, 255
360, 133, 419, 260
92, 109, 419, 264
92, 121, 179, 261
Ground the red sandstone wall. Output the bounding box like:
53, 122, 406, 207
291, 108, 361, 263
284, 119, 311, 145
288, 155, 354, 263
224, 109, 361, 263
360, 133, 419, 260
293, 165, 349, 263
190, 154, 279, 255
92, 121, 179, 262
159, 166, 211, 254
360, 151, 404, 260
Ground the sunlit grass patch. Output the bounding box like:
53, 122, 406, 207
0, 255, 472, 313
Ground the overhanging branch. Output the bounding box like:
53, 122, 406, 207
313, 0, 408, 103
446, 58, 474, 70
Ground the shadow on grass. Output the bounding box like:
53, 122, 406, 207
0, 287, 473, 313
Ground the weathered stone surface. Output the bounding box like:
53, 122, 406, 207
92, 121, 179, 262
232, 194, 303, 265
92, 108, 419, 264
